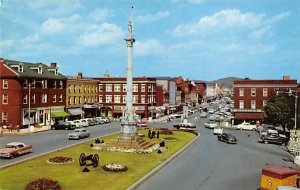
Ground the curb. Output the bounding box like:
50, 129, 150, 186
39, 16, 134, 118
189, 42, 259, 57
0, 129, 51, 136
127, 132, 200, 190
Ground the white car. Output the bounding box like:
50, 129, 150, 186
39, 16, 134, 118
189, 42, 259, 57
204, 121, 218, 129
79, 119, 89, 127
236, 122, 257, 131
68, 128, 90, 140
213, 126, 223, 135
208, 109, 215, 114
69, 120, 82, 128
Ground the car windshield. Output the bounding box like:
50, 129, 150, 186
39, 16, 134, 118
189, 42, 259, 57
5, 145, 16, 148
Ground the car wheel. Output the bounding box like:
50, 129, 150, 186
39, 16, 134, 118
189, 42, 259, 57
10, 154, 15, 159
264, 140, 268, 144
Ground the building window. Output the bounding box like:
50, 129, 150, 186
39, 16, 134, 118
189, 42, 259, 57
59, 80, 63, 88
263, 88, 268, 97
2, 94, 8, 104
114, 84, 121, 92
19, 64, 24, 72
263, 100, 267, 107
59, 94, 63, 102
2, 112, 8, 124
68, 85, 71, 93
78, 85, 82, 93
251, 100, 256, 109
239, 100, 244, 109
88, 97, 90, 103
251, 88, 256, 97
95, 96, 98, 102
79, 96, 82, 104
84, 96, 87, 103
239, 88, 244, 97
68, 97, 72, 105
141, 84, 145, 92
42, 94, 48, 103
3, 79, 8, 89
99, 84, 103, 92
74, 97, 77, 104
53, 81, 57, 89
92, 86, 94, 93
73, 85, 76, 93
133, 95, 138, 103
38, 66, 43, 74
53, 94, 57, 102
141, 95, 145, 103
133, 84, 138, 92
32, 94, 35, 104
106, 84, 112, 92
122, 95, 126, 103
23, 95, 28, 104
106, 95, 112, 103
23, 79, 28, 88
114, 95, 121, 103
84, 86, 87, 93
123, 85, 127, 92
98, 95, 102, 103
88, 86, 90, 93
42, 80, 47, 89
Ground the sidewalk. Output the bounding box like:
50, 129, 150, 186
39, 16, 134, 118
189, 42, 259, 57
0, 125, 50, 136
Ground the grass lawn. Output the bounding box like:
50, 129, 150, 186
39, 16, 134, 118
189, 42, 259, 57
0, 129, 197, 190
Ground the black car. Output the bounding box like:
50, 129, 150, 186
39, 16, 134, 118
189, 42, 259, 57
217, 133, 237, 144
51, 122, 76, 130
258, 129, 288, 145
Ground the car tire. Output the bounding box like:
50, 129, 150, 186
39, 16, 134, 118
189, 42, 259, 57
264, 140, 268, 144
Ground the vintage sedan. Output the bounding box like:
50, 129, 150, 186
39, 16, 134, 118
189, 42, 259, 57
51, 122, 76, 130
236, 122, 256, 131
217, 133, 237, 144
0, 142, 33, 159
68, 128, 90, 140
204, 121, 218, 129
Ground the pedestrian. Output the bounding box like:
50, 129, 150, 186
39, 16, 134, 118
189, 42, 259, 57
156, 130, 160, 139
148, 129, 151, 138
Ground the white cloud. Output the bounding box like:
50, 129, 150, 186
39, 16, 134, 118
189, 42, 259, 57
136, 11, 170, 23
78, 23, 123, 47
172, 9, 264, 36
267, 11, 291, 24
249, 26, 271, 39
88, 9, 113, 22
135, 39, 164, 56
0, 40, 15, 48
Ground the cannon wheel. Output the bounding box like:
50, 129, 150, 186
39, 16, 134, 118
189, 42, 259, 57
92, 154, 99, 167
79, 153, 86, 166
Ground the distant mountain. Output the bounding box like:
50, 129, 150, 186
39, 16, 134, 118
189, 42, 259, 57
213, 77, 241, 89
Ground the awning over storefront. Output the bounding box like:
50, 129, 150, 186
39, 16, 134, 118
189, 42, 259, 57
67, 108, 84, 116
51, 111, 70, 118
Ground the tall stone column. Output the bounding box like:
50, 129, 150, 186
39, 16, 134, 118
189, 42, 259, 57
120, 11, 137, 140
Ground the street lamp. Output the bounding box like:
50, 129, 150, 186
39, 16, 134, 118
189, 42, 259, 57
28, 80, 44, 131
276, 89, 298, 130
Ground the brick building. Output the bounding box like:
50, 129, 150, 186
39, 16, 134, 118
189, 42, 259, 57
66, 72, 99, 119
233, 76, 298, 124
95, 75, 157, 119
0, 59, 67, 128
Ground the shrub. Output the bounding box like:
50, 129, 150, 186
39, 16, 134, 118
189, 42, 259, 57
159, 128, 173, 135
48, 156, 73, 164
25, 178, 62, 190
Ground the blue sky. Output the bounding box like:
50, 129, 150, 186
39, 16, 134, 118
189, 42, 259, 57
1, 0, 299, 81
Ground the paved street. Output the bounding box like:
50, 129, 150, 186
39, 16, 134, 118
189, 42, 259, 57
137, 113, 298, 190
0, 112, 298, 190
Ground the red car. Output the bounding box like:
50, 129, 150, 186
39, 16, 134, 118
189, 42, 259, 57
137, 120, 148, 127
0, 142, 33, 159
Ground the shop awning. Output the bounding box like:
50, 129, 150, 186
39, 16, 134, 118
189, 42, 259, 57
67, 108, 84, 116
51, 111, 70, 118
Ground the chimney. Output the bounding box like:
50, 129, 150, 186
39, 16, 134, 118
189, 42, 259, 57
77, 72, 83, 79
50, 63, 57, 68
283, 76, 290, 80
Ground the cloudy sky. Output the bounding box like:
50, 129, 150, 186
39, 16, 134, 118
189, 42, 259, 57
1, 0, 299, 81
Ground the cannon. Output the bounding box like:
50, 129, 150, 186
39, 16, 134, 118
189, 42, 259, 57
79, 153, 99, 168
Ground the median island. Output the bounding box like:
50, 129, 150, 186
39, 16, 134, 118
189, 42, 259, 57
0, 128, 198, 190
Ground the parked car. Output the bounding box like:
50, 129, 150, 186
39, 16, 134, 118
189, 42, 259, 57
204, 121, 218, 129
79, 119, 89, 127
217, 133, 237, 144
101, 116, 111, 123
199, 112, 208, 118
94, 117, 105, 124
213, 126, 223, 135
208, 109, 215, 114
68, 128, 90, 140
69, 120, 82, 128
86, 118, 97, 126
51, 121, 76, 130
173, 122, 196, 131
236, 122, 257, 131
137, 120, 148, 127
258, 129, 288, 145
170, 113, 182, 119
0, 142, 33, 159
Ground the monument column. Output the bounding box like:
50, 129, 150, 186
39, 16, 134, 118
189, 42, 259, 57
120, 7, 137, 140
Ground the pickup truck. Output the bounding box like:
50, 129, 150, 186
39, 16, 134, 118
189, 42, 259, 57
173, 122, 196, 131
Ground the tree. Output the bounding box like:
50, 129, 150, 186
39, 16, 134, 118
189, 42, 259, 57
264, 93, 295, 132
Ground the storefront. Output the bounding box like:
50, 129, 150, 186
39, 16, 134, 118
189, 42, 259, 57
51, 107, 69, 124
233, 109, 264, 124
67, 107, 84, 120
